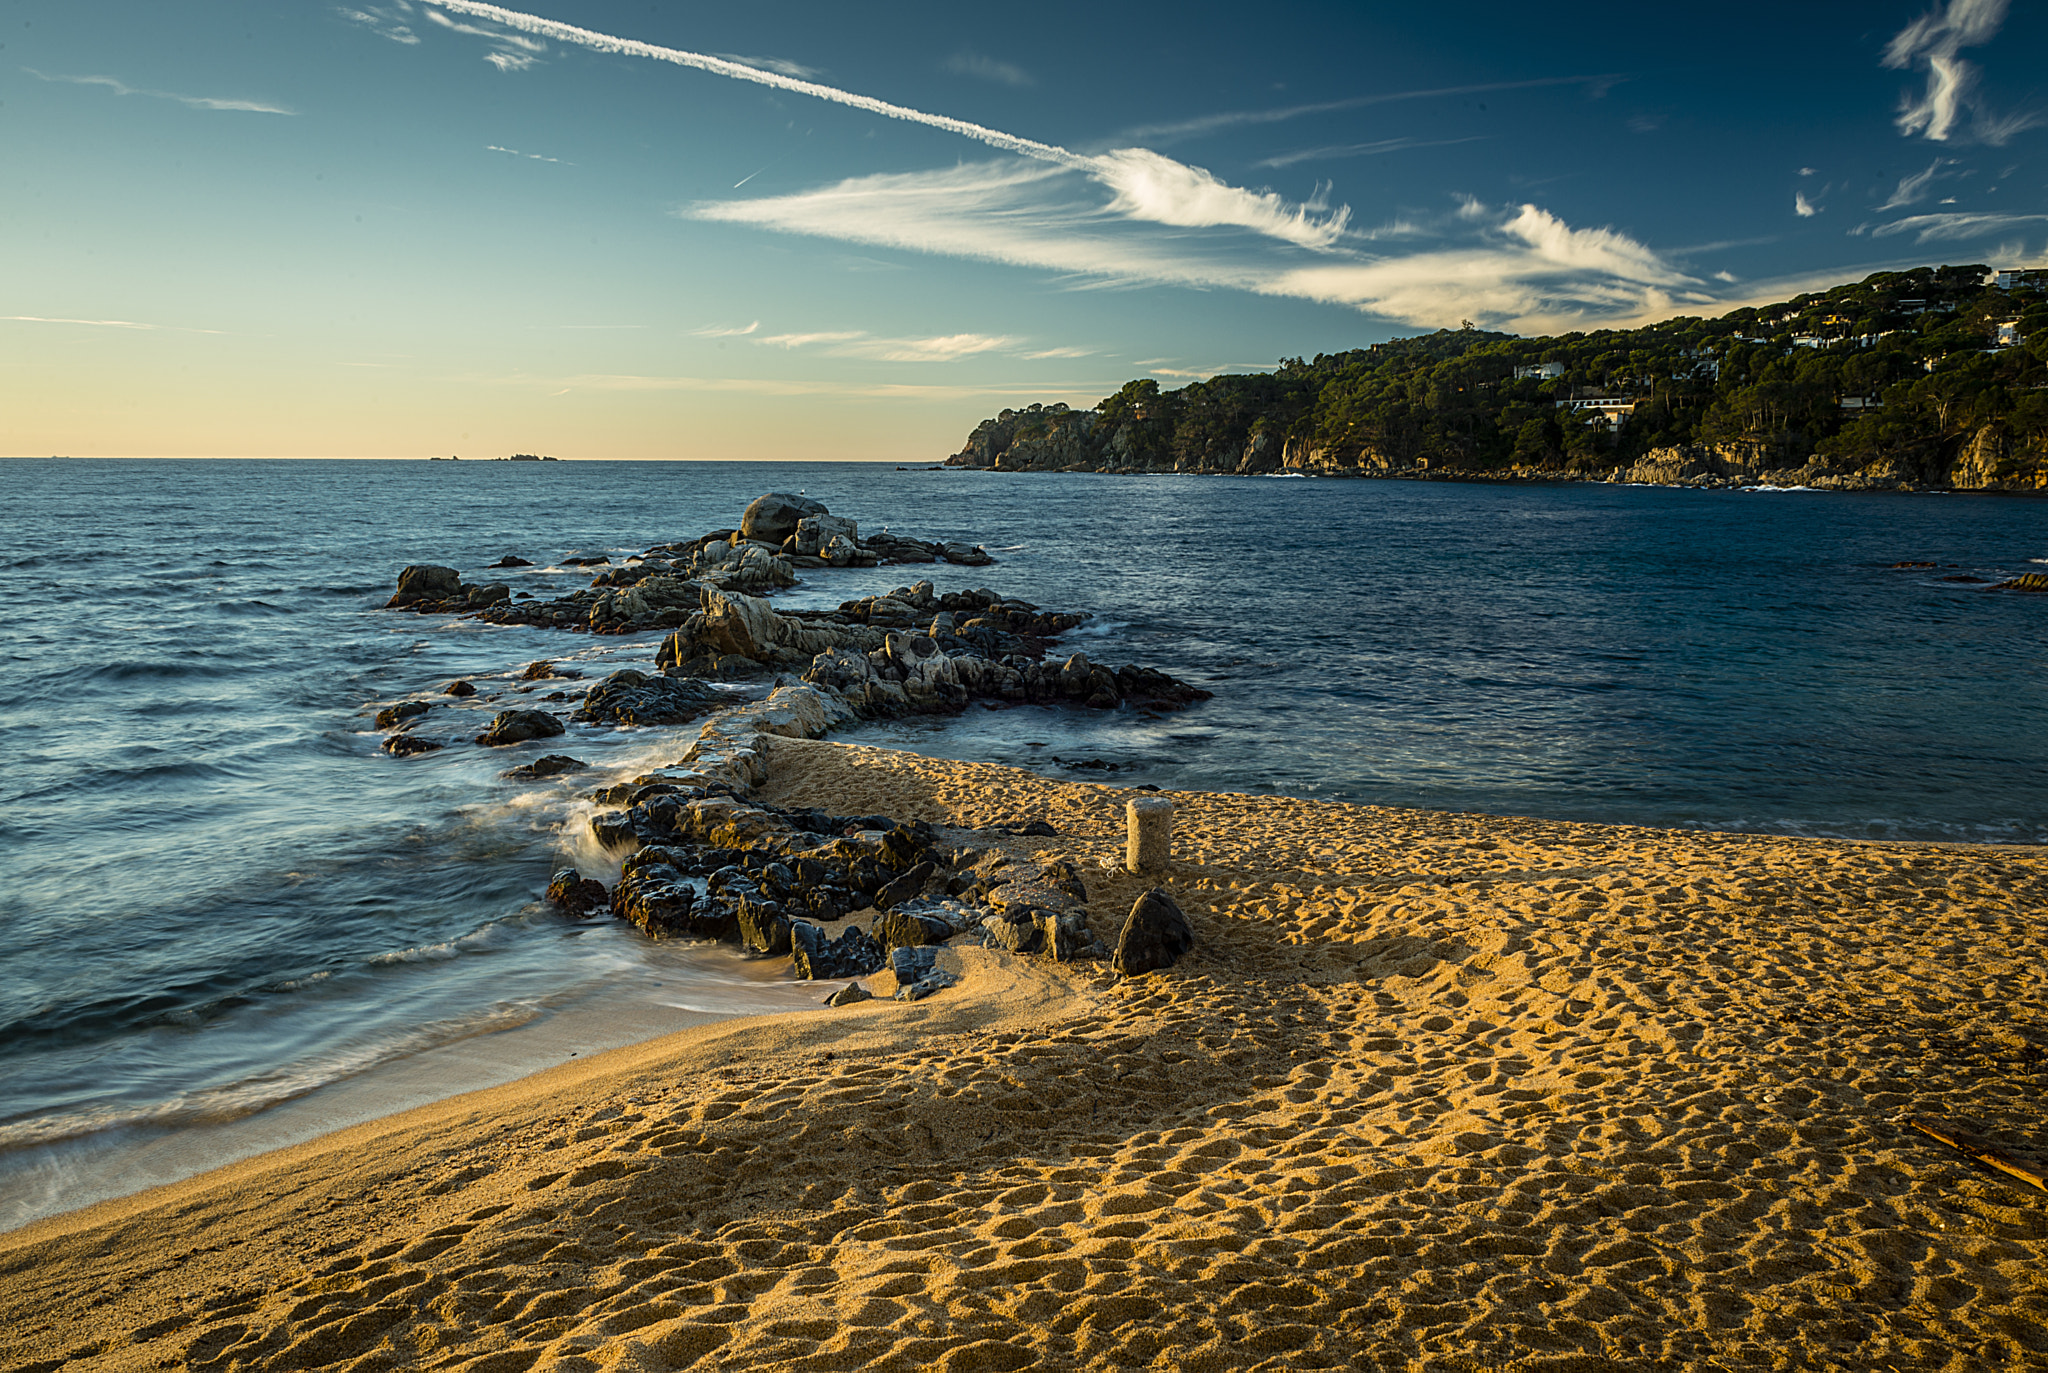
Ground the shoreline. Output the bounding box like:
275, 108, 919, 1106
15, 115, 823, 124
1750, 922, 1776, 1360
8, 738, 2046, 1371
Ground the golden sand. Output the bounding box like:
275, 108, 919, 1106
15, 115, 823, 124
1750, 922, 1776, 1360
4, 737, 2046, 1371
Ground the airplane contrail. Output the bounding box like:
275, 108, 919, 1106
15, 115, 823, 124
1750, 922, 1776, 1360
418, 0, 1092, 171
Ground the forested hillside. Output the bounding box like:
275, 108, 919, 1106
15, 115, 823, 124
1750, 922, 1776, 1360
948, 264, 2048, 490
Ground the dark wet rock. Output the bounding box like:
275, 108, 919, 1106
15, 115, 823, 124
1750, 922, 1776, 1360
546, 868, 608, 911
387, 564, 462, 606
386, 564, 510, 613
562, 554, 610, 566
589, 811, 639, 850
501, 754, 587, 780
790, 920, 886, 980
1113, 887, 1193, 976
476, 709, 566, 747
737, 895, 792, 956
493, 555, 533, 568
375, 700, 432, 729
574, 669, 726, 727
940, 541, 994, 566
740, 492, 829, 544
382, 734, 445, 757
613, 850, 731, 938
444, 679, 478, 697
825, 981, 873, 1007
874, 860, 937, 911
521, 659, 557, 680
1993, 573, 2048, 592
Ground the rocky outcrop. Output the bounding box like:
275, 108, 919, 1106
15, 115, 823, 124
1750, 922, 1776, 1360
741, 492, 828, 543
386, 565, 510, 613
545, 867, 608, 912
502, 754, 587, 780
475, 709, 566, 747
573, 670, 727, 727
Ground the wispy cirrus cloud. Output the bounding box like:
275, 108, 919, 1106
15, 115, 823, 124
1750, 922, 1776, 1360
755, 329, 1016, 362
692, 161, 1709, 334
1871, 211, 2048, 242
486, 143, 565, 163
1878, 157, 1948, 209
1254, 136, 1484, 170
24, 68, 292, 114
1119, 75, 1624, 143
943, 50, 1033, 88
691, 321, 761, 338
1881, 0, 2037, 144
3, 315, 224, 333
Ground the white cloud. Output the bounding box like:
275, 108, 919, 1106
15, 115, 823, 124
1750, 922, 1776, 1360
485, 143, 563, 162
1879, 158, 1947, 210
1881, 0, 2031, 143
691, 321, 761, 337
2, 315, 223, 333
422, 5, 547, 69
25, 68, 293, 114
758, 331, 867, 349
484, 51, 541, 71
751, 328, 1016, 362
338, 4, 420, 44
943, 50, 1033, 88
1022, 345, 1096, 360
1795, 192, 1819, 217
1089, 147, 1350, 250
691, 162, 1708, 334
1871, 211, 2048, 242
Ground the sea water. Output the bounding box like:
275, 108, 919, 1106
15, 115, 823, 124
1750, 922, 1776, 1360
4, 457, 2045, 1226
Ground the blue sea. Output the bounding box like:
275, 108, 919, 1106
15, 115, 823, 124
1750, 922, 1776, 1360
5, 457, 2046, 1227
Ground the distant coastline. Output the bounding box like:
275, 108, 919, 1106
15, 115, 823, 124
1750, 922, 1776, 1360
945, 262, 2048, 494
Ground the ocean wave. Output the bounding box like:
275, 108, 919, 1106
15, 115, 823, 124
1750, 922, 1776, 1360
0, 1002, 544, 1152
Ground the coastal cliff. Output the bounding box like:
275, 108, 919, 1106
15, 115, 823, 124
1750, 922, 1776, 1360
947, 262, 2048, 492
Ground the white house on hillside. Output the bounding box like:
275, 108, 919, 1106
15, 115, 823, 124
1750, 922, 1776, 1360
1514, 361, 1565, 380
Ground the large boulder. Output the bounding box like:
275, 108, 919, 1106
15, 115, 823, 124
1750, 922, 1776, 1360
1113, 887, 1193, 976
387, 564, 462, 606
475, 709, 566, 746
740, 492, 829, 544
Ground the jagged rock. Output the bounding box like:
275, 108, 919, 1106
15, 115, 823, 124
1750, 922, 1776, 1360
824, 982, 873, 1007
546, 868, 608, 911
740, 492, 829, 543
737, 896, 793, 956
613, 850, 731, 938
501, 754, 587, 780
574, 669, 726, 727
475, 709, 566, 746
1113, 887, 1193, 976
375, 700, 432, 729
1994, 573, 2048, 592
492, 555, 533, 568
382, 734, 444, 756
875, 905, 951, 950
790, 920, 886, 980
787, 514, 859, 557
387, 564, 462, 606
444, 679, 478, 697
890, 945, 958, 1000
940, 542, 994, 566
875, 860, 937, 910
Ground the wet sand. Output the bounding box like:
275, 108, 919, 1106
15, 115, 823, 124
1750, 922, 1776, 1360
4, 737, 2046, 1372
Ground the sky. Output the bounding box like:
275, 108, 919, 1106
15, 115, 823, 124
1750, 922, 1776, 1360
4, 0, 2045, 460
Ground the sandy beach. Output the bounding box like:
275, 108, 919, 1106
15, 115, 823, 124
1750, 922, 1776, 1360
5, 737, 2046, 1372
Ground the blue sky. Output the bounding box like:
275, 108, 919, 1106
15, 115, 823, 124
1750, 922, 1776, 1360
5, 0, 2044, 458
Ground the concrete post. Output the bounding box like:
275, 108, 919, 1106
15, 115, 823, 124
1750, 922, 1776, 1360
1126, 796, 1174, 874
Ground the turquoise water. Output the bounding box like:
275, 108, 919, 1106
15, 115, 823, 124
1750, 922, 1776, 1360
4, 457, 2045, 1225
